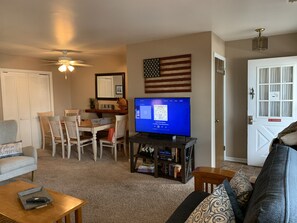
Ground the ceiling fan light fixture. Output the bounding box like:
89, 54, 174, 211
252, 28, 268, 51
58, 64, 67, 72
58, 64, 75, 72
68, 65, 75, 72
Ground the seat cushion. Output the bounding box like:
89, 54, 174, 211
0, 156, 35, 174
244, 144, 297, 223
166, 191, 209, 223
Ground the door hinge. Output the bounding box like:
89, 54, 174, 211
223, 146, 226, 151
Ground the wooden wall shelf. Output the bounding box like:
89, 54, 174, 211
85, 109, 128, 117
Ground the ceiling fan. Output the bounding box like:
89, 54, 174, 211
44, 49, 91, 73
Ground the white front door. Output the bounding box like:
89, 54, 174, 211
248, 56, 297, 166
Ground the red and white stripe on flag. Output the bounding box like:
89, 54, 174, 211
144, 54, 191, 93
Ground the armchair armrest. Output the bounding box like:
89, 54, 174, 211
193, 167, 235, 193
22, 146, 37, 164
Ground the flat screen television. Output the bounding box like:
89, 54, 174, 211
134, 97, 191, 137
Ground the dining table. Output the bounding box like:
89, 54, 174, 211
78, 120, 114, 161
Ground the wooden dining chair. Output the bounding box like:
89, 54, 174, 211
64, 109, 80, 117
99, 115, 127, 161
64, 116, 93, 161
48, 115, 66, 158
64, 109, 81, 125
37, 111, 54, 150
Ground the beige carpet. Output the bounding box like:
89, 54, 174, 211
1, 146, 194, 223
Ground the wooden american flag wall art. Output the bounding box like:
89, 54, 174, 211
143, 54, 192, 93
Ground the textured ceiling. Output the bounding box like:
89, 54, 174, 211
0, 0, 296, 61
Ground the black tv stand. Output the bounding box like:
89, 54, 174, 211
129, 133, 197, 183
139, 133, 188, 142
147, 133, 174, 140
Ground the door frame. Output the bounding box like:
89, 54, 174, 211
211, 53, 226, 167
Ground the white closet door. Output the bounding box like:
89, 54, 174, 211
29, 73, 51, 148
1, 70, 53, 148
1, 72, 32, 147
1, 74, 19, 120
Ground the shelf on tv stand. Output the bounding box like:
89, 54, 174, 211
129, 133, 197, 184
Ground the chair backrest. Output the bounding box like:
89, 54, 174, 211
37, 111, 54, 134
48, 116, 64, 140
64, 116, 80, 140
113, 115, 127, 141
64, 109, 80, 117
0, 120, 17, 144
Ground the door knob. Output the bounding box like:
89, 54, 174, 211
249, 88, 255, 99
215, 119, 220, 123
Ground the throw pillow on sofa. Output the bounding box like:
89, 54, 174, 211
280, 131, 297, 146
0, 141, 23, 159
223, 179, 244, 223
185, 183, 235, 223
229, 170, 253, 210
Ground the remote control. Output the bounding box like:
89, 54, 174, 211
26, 197, 50, 204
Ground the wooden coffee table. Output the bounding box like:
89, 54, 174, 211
0, 180, 87, 223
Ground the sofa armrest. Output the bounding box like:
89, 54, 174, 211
192, 167, 235, 193
22, 146, 37, 164
166, 191, 209, 223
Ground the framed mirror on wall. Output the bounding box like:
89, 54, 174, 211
95, 72, 125, 100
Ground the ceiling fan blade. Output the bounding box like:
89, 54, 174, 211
73, 63, 92, 67
69, 60, 85, 65
69, 60, 92, 67
42, 59, 57, 63
42, 49, 91, 68
51, 49, 82, 54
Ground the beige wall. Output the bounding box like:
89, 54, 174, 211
127, 32, 214, 167
225, 32, 297, 160
69, 54, 127, 111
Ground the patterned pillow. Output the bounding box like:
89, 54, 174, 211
185, 184, 235, 223
0, 141, 23, 159
230, 170, 253, 209
223, 179, 244, 223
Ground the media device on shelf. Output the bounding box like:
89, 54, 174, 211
134, 97, 191, 139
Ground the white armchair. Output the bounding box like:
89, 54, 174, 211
0, 120, 37, 182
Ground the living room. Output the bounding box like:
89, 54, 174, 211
0, 1, 297, 222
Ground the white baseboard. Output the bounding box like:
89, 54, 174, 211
224, 156, 247, 164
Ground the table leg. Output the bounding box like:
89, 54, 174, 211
130, 141, 134, 172
75, 208, 83, 223
92, 130, 97, 161
65, 214, 71, 223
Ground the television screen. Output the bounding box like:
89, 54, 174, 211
134, 97, 191, 137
